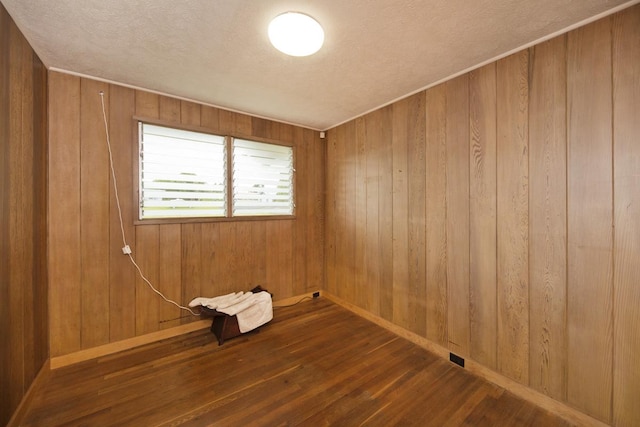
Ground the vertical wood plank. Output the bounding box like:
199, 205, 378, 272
180, 101, 201, 126
364, 111, 381, 316
305, 128, 324, 292
251, 117, 269, 139
324, 130, 338, 296
0, 13, 10, 423
80, 78, 111, 349
200, 222, 220, 297
280, 220, 294, 297
158, 224, 181, 328
468, 63, 498, 370
343, 121, 357, 303
18, 30, 35, 385
407, 93, 427, 338
134, 225, 160, 335
332, 123, 354, 301
159, 96, 182, 124
378, 106, 394, 322
135, 90, 159, 118
108, 84, 136, 342
159, 96, 180, 122
7, 23, 26, 410
567, 17, 613, 422
31, 46, 48, 376
48, 72, 82, 357
529, 36, 567, 400
250, 221, 267, 287
496, 50, 530, 384
181, 223, 202, 321
424, 88, 446, 343
217, 222, 236, 295
266, 121, 282, 142
334, 124, 349, 300
445, 74, 471, 356
235, 112, 252, 136
19, 34, 39, 391
612, 6, 640, 426
354, 117, 367, 309
392, 97, 410, 330
279, 123, 294, 144
266, 220, 293, 297
218, 109, 235, 134
235, 222, 252, 289
265, 221, 279, 294
200, 105, 220, 131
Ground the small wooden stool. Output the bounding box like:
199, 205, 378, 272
198, 286, 272, 345
200, 308, 242, 345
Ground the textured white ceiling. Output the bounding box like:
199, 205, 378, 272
1, 0, 636, 130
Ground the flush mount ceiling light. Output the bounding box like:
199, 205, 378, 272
268, 12, 324, 57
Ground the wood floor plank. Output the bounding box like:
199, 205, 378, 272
21, 298, 574, 426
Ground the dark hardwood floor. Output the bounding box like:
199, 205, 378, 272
20, 298, 572, 426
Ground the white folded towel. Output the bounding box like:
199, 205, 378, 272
189, 290, 273, 333
216, 291, 254, 310
217, 291, 273, 333
188, 291, 244, 309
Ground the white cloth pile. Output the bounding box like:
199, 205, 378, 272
189, 291, 273, 333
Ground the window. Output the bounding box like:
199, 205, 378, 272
138, 122, 294, 220
232, 138, 294, 216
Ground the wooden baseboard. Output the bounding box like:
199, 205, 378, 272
323, 292, 609, 427
50, 319, 211, 369
272, 290, 320, 307
7, 359, 51, 427
49, 291, 319, 369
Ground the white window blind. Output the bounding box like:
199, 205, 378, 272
139, 123, 226, 219
232, 138, 294, 216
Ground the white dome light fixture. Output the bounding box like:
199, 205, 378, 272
268, 12, 324, 57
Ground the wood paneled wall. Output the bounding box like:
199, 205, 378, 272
325, 5, 640, 425
0, 3, 49, 425
48, 73, 325, 358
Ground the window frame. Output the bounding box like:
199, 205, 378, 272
133, 117, 296, 225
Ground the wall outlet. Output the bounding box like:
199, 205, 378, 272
449, 352, 465, 368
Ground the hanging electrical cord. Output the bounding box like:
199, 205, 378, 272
99, 91, 199, 317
